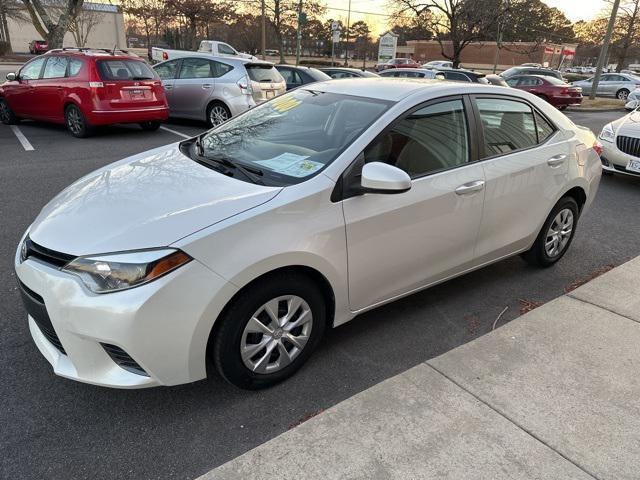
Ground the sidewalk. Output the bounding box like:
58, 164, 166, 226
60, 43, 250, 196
200, 257, 640, 480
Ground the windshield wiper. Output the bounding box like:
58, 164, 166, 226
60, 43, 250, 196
192, 137, 265, 185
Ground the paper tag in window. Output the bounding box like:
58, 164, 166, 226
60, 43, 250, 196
255, 153, 323, 177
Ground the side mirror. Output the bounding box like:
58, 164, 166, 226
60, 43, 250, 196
361, 162, 411, 194
6, 72, 16, 81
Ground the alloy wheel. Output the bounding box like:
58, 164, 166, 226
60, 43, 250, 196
240, 295, 313, 374
67, 107, 83, 135
545, 208, 574, 258
210, 105, 229, 126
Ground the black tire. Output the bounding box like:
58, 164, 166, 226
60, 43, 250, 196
0, 98, 18, 125
616, 88, 630, 100
65, 104, 93, 138
206, 101, 231, 128
558, 105, 568, 111
522, 197, 579, 268
211, 272, 327, 390
140, 120, 161, 131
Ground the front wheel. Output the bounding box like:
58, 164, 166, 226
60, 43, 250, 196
522, 197, 579, 268
0, 98, 18, 125
65, 104, 93, 138
211, 272, 326, 389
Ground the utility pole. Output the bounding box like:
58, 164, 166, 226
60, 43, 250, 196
261, 0, 266, 60
295, 0, 303, 66
343, 0, 351, 67
591, 0, 621, 100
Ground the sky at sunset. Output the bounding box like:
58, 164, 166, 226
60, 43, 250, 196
324, 0, 611, 35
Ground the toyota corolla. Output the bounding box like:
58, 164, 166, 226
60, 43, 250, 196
15, 79, 602, 390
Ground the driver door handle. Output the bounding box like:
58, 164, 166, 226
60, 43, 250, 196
455, 180, 485, 195
547, 154, 567, 167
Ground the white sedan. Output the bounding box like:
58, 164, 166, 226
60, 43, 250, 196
15, 79, 602, 390
599, 110, 640, 176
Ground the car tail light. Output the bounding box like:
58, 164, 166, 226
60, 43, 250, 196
593, 141, 604, 157
162, 51, 168, 60
237, 76, 253, 95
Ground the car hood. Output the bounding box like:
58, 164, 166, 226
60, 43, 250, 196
28, 143, 282, 256
614, 111, 640, 135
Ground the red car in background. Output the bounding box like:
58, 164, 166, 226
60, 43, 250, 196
374, 58, 421, 72
506, 74, 583, 110
29, 40, 49, 54
0, 48, 169, 137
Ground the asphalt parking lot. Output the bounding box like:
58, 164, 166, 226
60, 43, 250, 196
2, 110, 639, 480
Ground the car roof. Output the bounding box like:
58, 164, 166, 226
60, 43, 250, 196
45, 48, 140, 59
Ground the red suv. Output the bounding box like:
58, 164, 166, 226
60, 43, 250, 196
0, 48, 169, 137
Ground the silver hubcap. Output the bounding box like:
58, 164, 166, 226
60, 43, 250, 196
545, 208, 574, 257
618, 90, 629, 100
210, 106, 229, 126
67, 108, 82, 134
240, 295, 313, 374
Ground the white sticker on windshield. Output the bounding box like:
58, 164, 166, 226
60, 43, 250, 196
255, 153, 323, 177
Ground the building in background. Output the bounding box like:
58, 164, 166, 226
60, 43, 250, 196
7, 2, 126, 53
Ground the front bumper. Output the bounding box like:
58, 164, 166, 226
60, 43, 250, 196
600, 140, 640, 176
87, 106, 169, 126
15, 243, 237, 388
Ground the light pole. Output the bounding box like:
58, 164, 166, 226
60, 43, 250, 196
295, 0, 303, 66
261, 0, 266, 60
343, 0, 351, 67
591, 0, 621, 100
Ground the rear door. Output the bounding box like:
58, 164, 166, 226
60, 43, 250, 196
172, 57, 216, 118
37, 55, 69, 120
95, 58, 165, 111
473, 96, 571, 263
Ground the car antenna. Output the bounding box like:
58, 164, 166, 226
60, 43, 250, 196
112, 44, 116, 56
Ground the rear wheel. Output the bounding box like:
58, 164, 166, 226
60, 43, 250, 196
0, 98, 18, 125
522, 197, 579, 268
211, 272, 326, 390
558, 105, 568, 111
617, 88, 630, 100
65, 104, 93, 138
206, 102, 231, 128
139, 120, 161, 131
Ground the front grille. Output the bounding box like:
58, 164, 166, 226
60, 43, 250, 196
101, 343, 149, 376
616, 135, 640, 158
613, 164, 640, 176
18, 280, 66, 354
22, 236, 75, 268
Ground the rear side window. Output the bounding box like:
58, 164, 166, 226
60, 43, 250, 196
43, 56, 68, 79
246, 65, 282, 82
212, 61, 233, 78
518, 77, 543, 86
218, 43, 236, 55
477, 98, 538, 156
97, 60, 156, 81
535, 112, 555, 142
445, 72, 471, 82
68, 59, 83, 77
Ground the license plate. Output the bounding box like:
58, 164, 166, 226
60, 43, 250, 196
627, 158, 640, 173
266, 90, 275, 99
131, 89, 143, 95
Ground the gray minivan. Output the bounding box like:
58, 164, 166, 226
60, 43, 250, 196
153, 55, 286, 126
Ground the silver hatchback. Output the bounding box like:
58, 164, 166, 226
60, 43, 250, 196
153, 55, 286, 126
572, 73, 640, 100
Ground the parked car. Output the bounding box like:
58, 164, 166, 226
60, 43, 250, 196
319, 67, 379, 79
274, 65, 330, 90
521, 63, 542, 68
29, 40, 49, 55
265, 49, 280, 57
599, 110, 640, 176
153, 56, 285, 127
151, 41, 256, 63
436, 68, 488, 83
624, 89, 640, 110
501, 66, 563, 81
378, 68, 441, 79
423, 60, 453, 69
374, 58, 421, 72
572, 73, 640, 100
15, 78, 602, 390
0, 48, 168, 137
506, 75, 583, 109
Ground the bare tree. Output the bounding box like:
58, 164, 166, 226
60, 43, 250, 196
121, 0, 167, 59
67, 3, 101, 47
22, 0, 84, 48
611, 0, 640, 71
1, 0, 29, 52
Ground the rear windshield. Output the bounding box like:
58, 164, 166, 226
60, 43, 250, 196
246, 65, 284, 83
97, 59, 157, 81
545, 76, 567, 86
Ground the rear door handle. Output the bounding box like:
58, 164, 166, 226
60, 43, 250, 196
455, 180, 485, 195
547, 154, 567, 167
202, 84, 212, 89
164, 84, 173, 90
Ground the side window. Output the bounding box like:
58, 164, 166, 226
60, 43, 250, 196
477, 98, 537, 156
363, 99, 469, 178
446, 72, 471, 82
19, 58, 46, 80
279, 68, 293, 83
218, 43, 237, 55
211, 61, 233, 78
68, 59, 83, 77
535, 111, 555, 142
178, 58, 212, 79
155, 59, 179, 80
506, 78, 519, 87
42, 56, 68, 79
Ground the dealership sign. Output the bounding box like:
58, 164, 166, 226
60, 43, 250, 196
378, 32, 398, 62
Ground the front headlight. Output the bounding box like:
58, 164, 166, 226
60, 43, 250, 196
62, 248, 192, 294
599, 123, 615, 143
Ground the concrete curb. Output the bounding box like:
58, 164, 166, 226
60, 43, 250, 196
200, 256, 640, 480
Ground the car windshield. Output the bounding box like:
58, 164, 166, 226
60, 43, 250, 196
195, 89, 391, 186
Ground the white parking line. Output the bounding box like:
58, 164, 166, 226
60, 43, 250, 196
160, 126, 192, 139
10, 126, 35, 151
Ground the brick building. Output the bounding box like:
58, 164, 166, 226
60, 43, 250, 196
403, 40, 578, 71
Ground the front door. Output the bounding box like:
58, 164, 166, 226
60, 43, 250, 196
342, 98, 486, 311
172, 57, 216, 118
6, 57, 47, 117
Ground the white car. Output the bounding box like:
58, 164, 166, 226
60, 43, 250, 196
15, 79, 602, 390
423, 60, 453, 69
599, 110, 640, 176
